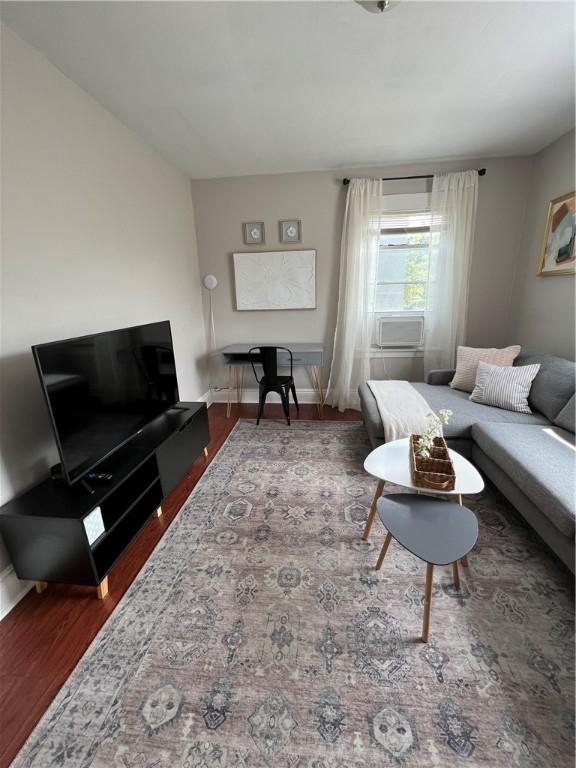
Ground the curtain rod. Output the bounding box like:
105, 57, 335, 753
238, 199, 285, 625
342, 168, 486, 186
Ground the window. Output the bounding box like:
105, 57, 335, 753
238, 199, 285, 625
373, 212, 432, 313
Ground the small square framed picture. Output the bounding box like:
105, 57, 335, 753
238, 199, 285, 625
243, 222, 265, 245
279, 220, 302, 243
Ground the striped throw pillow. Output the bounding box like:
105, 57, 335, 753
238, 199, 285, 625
450, 345, 521, 393
470, 361, 541, 413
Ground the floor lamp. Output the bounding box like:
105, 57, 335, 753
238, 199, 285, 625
202, 274, 218, 391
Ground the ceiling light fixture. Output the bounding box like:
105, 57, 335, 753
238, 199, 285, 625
355, 0, 398, 13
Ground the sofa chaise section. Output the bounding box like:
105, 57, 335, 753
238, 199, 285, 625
359, 351, 576, 572
471, 422, 575, 571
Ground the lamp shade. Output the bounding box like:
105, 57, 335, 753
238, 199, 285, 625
355, 0, 397, 12
202, 274, 218, 290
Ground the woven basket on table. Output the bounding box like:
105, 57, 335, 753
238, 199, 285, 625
409, 434, 456, 491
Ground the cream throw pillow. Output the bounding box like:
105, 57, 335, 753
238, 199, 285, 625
449, 345, 521, 392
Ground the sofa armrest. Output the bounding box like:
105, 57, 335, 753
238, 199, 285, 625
426, 369, 456, 386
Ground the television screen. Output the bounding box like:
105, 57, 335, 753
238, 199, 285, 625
33, 321, 179, 484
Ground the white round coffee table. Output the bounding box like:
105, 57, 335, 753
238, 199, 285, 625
362, 438, 484, 566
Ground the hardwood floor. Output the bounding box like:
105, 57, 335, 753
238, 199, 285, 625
0, 403, 360, 768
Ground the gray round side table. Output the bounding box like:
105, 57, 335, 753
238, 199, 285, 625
376, 493, 478, 643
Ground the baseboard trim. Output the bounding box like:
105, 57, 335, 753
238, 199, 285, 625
0, 564, 32, 620
206, 387, 321, 405
198, 390, 214, 407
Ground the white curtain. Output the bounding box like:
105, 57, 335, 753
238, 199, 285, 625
424, 170, 478, 375
326, 178, 383, 411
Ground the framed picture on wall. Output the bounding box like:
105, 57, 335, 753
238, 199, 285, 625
243, 222, 265, 245
233, 250, 316, 310
537, 191, 575, 276
279, 219, 301, 243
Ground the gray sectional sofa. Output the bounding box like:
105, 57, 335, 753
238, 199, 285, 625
358, 351, 576, 572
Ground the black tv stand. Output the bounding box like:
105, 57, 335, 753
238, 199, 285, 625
0, 402, 209, 600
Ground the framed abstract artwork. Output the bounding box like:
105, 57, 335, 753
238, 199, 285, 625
537, 191, 575, 276
232, 250, 316, 310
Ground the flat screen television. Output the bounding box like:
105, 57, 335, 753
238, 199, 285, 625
32, 321, 179, 485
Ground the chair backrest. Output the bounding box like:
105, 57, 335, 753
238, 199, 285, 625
138, 345, 175, 381
248, 346, 293, 383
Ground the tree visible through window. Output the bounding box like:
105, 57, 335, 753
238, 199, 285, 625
374, 214, 431, 313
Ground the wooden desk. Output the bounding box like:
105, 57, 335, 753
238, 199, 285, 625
219, 343, 325, 417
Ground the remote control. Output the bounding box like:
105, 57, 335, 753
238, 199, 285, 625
87, 472, 113, 482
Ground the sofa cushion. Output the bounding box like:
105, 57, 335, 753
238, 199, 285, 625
411, 383, 549, 438
469, 362, 541, 413
471, 422, 576, 537
358, 382, 385, 438
450, 345, 521, 392
554, 394, 575, 433
514, 352, 576, 421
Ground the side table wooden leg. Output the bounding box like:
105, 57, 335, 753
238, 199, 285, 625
421, 563, 434, 643
362, 479, 384, 540
35, 581, 47, 594
452, 561, 460, 588
96, 576, 109, 600
453, 495, 470, 567
376, 532, 392, 570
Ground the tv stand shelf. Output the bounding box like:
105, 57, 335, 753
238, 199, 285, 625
0, 402, 209, 598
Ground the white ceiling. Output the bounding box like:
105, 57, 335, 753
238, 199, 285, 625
2, 1, 574, 179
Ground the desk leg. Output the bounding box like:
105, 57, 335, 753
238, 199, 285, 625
362, 479, 384, 540
226, 365, 233, 418
235, 365, 245, 407
308, 366, 324, 417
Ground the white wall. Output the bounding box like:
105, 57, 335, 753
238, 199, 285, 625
191, 155, 534, 390
0, 26, 208, 575
508, 130, 575, 359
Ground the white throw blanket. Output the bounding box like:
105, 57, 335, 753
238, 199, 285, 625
366, 380, 431, 442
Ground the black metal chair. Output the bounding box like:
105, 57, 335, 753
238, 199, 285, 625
248, 346, 299, 425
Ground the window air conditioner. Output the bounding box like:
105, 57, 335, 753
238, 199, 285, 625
377, 316, 424, 348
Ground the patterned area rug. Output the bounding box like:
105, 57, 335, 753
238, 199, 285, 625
13, 420, 574, 768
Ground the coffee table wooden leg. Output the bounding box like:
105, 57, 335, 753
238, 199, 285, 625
422, 563, 434, 643
362, 479, 384, 540
452, 561, 460, 588
375, 532, 392, 570
452, 495, 470, 567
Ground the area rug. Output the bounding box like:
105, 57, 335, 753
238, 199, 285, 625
12, 420, 574, 768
